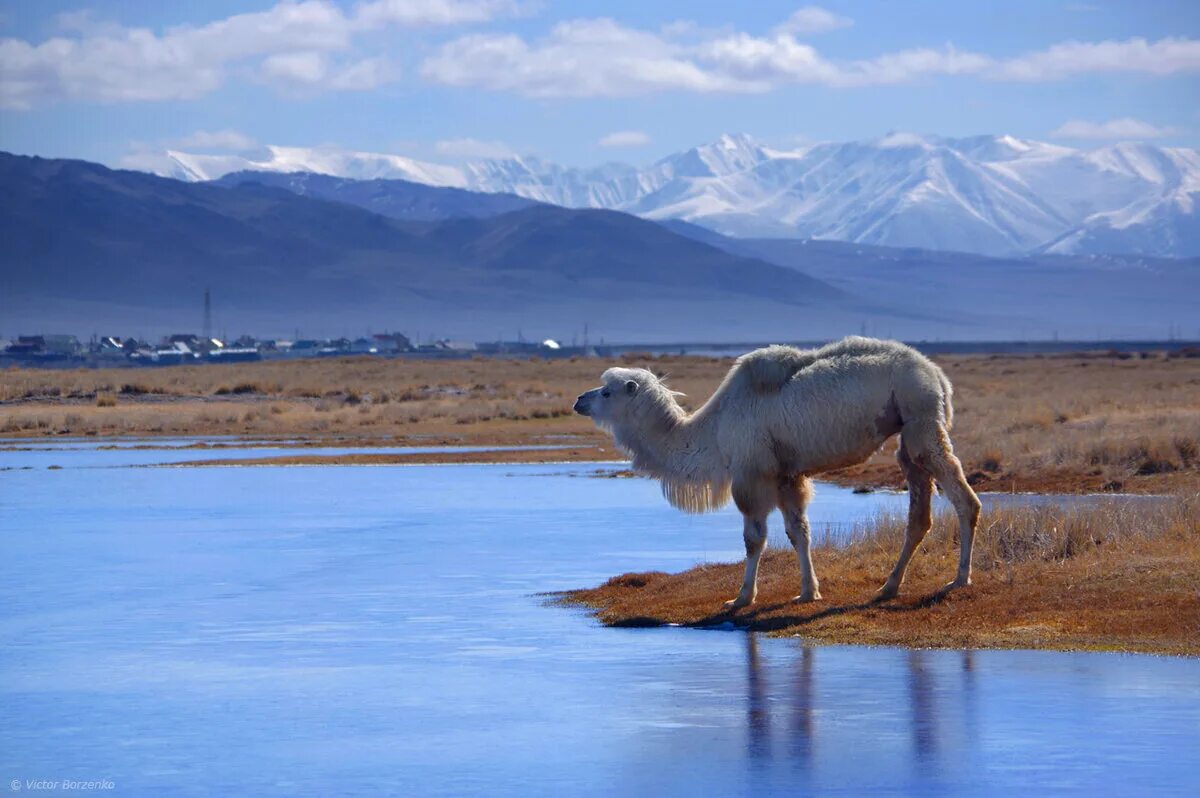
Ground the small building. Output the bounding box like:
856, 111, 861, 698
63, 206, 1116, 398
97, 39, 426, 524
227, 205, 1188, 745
7, 335, 46, 355
372, 333, 412, 353
42, 334, 81, 355
206, 347, 260, 363
167, 334, 202, 349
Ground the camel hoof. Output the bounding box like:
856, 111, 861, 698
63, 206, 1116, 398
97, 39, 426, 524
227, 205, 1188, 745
724, 596, 753, 610
941, 577, 972, 593
793, 591, 823, 603
874, 584, 899, 602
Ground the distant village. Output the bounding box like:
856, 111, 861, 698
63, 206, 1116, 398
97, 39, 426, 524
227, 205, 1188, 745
6, 330, 1198, 370
0, 331, 604, 369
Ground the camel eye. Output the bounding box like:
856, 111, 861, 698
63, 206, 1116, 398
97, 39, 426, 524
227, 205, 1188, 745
600, 389, 611, 398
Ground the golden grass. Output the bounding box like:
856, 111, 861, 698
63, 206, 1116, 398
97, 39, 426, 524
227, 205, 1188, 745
3, 351, 1199, 493
835, 352, 1200, 495
561, 496, 1200, 655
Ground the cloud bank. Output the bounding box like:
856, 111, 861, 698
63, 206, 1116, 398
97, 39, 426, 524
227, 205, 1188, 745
3, 3, 1197, 109
0, 0, 514, 109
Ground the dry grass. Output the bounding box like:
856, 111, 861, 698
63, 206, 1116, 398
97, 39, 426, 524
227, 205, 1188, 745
3, 351, 1199, 492
833, 352, 1200, 494
562, 496, 1200, 654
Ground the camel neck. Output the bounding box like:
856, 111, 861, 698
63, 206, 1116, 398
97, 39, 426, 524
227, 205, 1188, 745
613, 400, 721, 484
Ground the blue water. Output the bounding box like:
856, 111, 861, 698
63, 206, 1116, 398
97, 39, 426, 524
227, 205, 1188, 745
0, 442, 575, 470
1, 448, 1196, 796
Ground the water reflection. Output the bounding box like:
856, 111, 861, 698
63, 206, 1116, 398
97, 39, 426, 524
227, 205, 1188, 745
908, 650, 937, 763
740, 639, 982, 772
745, 632, 771, 758
788, 645, 815, 763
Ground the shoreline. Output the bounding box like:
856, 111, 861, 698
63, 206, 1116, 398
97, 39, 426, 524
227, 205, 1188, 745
560, 495, 1200, 657
2, 430, 1191, 494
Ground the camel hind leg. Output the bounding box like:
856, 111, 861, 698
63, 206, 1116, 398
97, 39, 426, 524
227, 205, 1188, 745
877, 441, 934, 600
904, 422, 981, 592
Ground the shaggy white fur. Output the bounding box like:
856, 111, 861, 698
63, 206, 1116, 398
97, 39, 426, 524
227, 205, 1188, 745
574, 336, 981, 606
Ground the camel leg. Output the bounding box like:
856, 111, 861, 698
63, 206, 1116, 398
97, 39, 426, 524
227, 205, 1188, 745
877, 442, 934, 600
924, 428, 982, 592
779, 476, 821, 602
725, 514, 768, 609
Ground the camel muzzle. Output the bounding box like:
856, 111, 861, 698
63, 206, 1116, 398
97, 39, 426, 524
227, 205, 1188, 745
573, 396, 591, 416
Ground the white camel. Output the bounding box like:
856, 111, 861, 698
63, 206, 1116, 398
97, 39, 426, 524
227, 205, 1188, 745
573, 336, 981, 607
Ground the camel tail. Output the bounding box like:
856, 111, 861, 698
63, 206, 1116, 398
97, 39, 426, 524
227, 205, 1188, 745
938, 369, 954, 429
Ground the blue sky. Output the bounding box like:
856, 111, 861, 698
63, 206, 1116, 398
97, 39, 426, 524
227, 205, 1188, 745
1, 1, 1198, 169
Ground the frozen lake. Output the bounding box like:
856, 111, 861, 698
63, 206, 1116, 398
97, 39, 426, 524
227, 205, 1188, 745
1, 445, 1197, 796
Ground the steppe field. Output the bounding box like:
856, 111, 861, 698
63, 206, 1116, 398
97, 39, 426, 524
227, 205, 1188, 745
3, 350, 1199, 495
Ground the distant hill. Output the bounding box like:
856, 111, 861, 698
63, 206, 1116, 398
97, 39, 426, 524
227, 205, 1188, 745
214, 170, 539, 221
659, 221, 1200, 342
1, 152, 900, 341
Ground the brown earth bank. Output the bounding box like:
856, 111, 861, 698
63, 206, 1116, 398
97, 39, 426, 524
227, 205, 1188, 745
561, 498, 1200, 656
3, 350, 1199, 493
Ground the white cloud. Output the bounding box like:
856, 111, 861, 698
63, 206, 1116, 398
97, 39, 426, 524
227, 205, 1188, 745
699, 34, 839, 85
1050, 117, 1180, 139
421, 16, 1200, 99
434, 137, 516, 158
324, 56, 397, 90
420, 18, 762, 98
993, 37, 1200, 81
177, 129, 257, 150
0, 0, 512, 109
262, 51, 329, 84
598, 130, 650, 148
772, 6, 853, 36
355, 0, 517, 27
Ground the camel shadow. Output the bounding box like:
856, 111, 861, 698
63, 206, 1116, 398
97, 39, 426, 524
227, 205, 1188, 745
684, 585, 960, 632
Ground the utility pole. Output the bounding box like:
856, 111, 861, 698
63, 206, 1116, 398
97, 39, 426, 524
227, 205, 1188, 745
203, 288, 212, 341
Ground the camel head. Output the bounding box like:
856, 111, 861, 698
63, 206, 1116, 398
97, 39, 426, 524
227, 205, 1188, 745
573, 367, 684, 432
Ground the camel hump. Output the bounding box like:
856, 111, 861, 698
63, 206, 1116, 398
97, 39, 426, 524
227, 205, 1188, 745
736, 345, 815, 393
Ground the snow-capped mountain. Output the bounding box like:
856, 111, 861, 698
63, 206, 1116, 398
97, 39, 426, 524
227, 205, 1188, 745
162, 145, 467, 187
154, 133, 1200, 257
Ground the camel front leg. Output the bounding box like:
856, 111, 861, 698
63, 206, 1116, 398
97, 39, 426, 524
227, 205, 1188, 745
780, 476, 821, 601
725, 514, 768, 609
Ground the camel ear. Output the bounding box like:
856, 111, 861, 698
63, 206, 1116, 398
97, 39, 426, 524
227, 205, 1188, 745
625, 380, 638, 396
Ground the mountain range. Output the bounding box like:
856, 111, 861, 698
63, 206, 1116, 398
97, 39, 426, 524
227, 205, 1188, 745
4, 150, 1197, 342
156, 133, 1200, 259
1, 152, 894, 342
